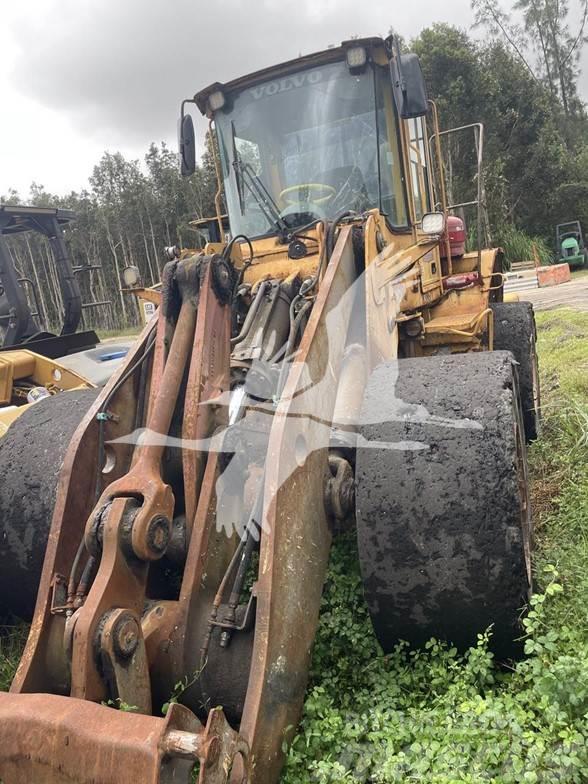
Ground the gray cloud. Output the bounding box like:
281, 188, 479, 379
7, 0, 584, 160
5, 0, 471, 150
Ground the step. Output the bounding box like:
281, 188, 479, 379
511, 260, 537, 271
504, 278, 539, 292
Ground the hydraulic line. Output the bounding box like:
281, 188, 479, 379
275, 298, 312, 399
200, 484, 264, 662
218, 486, 264, 648
326, 210, 356, 258
231, 280, 268, 345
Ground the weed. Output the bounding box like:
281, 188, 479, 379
492, 225, 553, 269
0, 622, 28, 692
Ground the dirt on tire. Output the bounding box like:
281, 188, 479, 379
491, 301, 541, 441
356, 351, 532, 659
0, 389, 99, 619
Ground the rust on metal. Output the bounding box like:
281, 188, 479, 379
182, 261, 231, 531
3, 253, 249, 784
70, 258, 200, 704
12, 317, 155, 695
0, 693, 248, 784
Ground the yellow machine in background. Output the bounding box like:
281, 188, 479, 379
0, 350, 93, 436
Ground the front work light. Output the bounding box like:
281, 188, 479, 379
345, 46, 367, 70
421, 212, 446, 235
208, 90, 226, 112
122, 264, 141, 288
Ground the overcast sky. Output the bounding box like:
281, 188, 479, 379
1, 0, 586, 199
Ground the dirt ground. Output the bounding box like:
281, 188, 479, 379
520, 273, 588, 311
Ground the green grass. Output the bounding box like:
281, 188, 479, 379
1, 311, 587, 783
95, 327, 141, 341
493, 225, 553, 269
0, 622, 28, 692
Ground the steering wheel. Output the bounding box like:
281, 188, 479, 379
280, 183, 336, 206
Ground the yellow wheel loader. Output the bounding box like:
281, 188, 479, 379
0, 36, 539, 784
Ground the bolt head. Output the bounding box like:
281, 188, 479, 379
146, 515, 171, 556
112, 613, 140, 659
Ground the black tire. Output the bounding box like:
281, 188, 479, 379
491, 302, 541, 442
0, 389, 98, 619
356, 351, 532, 659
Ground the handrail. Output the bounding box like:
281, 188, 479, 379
428, 118, 484, 274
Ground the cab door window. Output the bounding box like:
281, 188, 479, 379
374, 66, 409, 229
407, 116, 431, 221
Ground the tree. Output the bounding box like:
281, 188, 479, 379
472, 0, 588, 118
1, 141, 218, 333
411, 24, 585, 240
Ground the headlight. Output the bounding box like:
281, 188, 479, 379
345, 46, 367, 70
208, 90, 226, 112
420, 212, 446, 235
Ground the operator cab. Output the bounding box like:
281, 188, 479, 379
184, 37, 429, 242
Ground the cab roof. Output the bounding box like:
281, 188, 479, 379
194, 36, 387, 116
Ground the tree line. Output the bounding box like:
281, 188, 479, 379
2, 16, 587, 333
2, 139, 219, 332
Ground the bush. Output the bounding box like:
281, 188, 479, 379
493, 225, 553, 268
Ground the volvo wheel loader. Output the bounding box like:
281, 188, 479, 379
0, 36, 540, 784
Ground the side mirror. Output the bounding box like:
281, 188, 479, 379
388, 38, 428, 119
178, 111, 196, 177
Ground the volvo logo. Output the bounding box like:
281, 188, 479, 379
249, 70, 323, 100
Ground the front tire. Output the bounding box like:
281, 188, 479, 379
355, 352, 532, 659
0, 389, 98, 619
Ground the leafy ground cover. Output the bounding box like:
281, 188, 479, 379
283, 309, 588, 783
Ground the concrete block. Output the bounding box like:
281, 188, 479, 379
537, 263, 571, 287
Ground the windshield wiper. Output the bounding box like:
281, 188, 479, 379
230, 123, 291, 241
231, 122, 246, 215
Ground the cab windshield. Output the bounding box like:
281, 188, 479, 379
214, 59, 408, 238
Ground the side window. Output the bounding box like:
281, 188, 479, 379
374, 67, 409, 229
407, 117, 431, 221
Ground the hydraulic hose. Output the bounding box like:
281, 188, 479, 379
326, 210, 356, 259
230, 280, 269, 346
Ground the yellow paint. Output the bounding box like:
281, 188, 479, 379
0, 350, 93, 437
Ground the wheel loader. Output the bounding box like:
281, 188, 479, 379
0, 35, 540, 784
